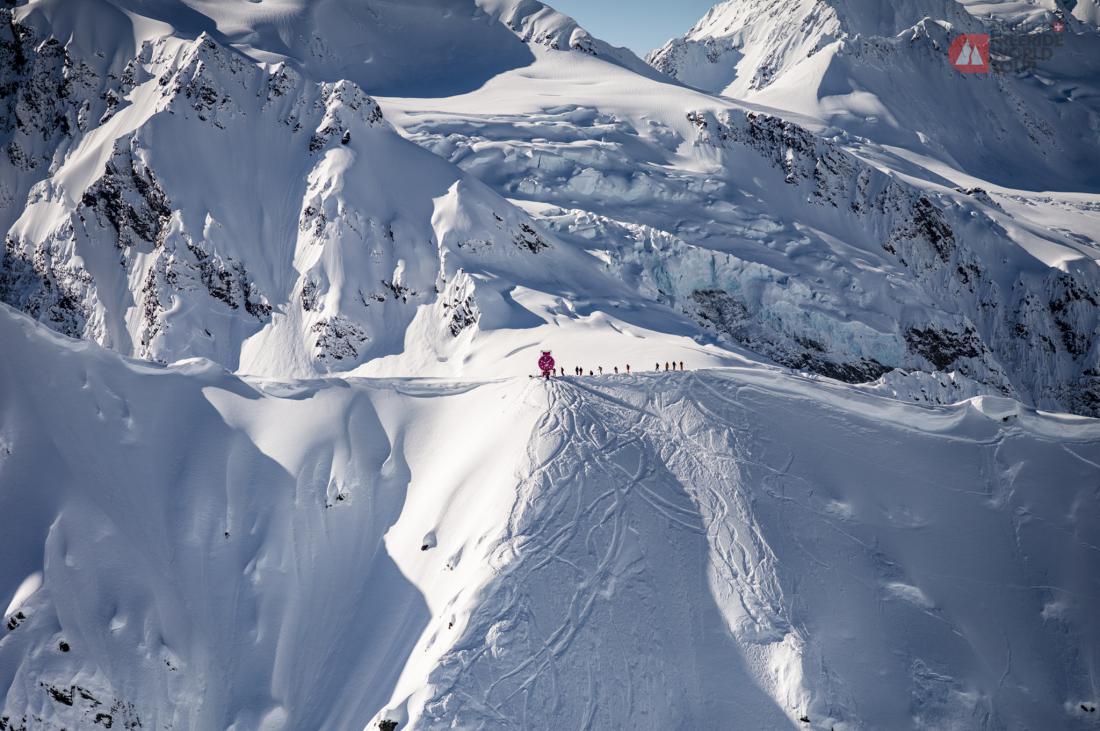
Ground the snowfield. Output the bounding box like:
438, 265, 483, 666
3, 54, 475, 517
1, 0, 1100, 728
2, 305, 1099, 730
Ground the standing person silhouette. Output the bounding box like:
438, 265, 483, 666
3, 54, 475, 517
664, 362, 670, 371
614, 366, 619, 375
679, 361, 684, 371
626, 364, 631, 374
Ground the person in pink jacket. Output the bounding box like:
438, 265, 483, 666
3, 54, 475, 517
538, 351, 556, 380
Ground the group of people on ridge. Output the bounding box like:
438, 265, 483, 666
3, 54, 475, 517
565, 362, 685, 376
537, 351, 687, 379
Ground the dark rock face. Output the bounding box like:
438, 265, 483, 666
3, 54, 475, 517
446, 293, 479, 337
80, 142, 172, 250
0, 7, 112, 224
0, 13, 109, 339
1, 16, 95, 146
692, 289, 890, 383
382, 279, 417, 303
0, 233, 91, 338
5, 611, 25, 631
899, 197, 955, 264
905, 326, 985, 371
513, 222, 549, 253
312, 317, 369, 363
1048, 272, 1099, 359
36, 682, 143, 730
184, 241, 269, 308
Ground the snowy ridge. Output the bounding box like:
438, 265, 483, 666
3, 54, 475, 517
0, 304, 546, 730
649, 0, 978, 94
477, 0, 667, 79
1, 304, 1098, 730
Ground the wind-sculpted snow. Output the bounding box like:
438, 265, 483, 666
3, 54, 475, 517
2, 306, 1098, 730
0, 306, 541, 730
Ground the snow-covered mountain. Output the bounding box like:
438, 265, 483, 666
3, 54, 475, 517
381, 6, 1100, 415
0, 0, 677, 378
648, 0, 1100, 190
4, 0, 1099, 414
2, 0, 1100, 729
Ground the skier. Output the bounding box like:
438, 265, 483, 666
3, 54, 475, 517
664, 362, 670, 371
679, 361, 684, 371
560, 367, 565, 377
598, 366, 604, 375
655, 362, 660, 371
626, 364, 631, 374
538, 351, 556, 381
614, 366, 619, 375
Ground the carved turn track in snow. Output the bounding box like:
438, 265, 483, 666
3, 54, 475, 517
412, 370, 1100, 730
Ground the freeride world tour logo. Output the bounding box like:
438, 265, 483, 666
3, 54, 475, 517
949, 18, 1066, 74
950, 34, 990, 73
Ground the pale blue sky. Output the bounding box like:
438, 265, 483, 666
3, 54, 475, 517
548, 0, 718, 56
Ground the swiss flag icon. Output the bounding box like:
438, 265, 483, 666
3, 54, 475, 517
950, 34, 991, 73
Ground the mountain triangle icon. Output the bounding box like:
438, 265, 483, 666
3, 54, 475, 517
955, 41, 984, 66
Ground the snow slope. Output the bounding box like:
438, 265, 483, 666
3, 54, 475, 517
2, 304, 1099, 730
2, 301, 1100, 725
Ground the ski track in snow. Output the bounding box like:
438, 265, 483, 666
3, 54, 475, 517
2, 307, 1100, 729
406, 369, 1100, 729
